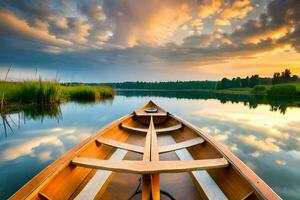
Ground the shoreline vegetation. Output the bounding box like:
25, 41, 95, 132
107, 69, 300, 97
0, 80, 114, 106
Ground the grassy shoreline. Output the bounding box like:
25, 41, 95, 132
115, 83, 300, 97
0, 80, 114, 106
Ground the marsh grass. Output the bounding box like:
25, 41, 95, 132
0, 80, 60, 104
61, 85, 114, 101
0, 81, 114, 105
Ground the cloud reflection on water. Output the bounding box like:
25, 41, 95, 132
0, 127, 91, 162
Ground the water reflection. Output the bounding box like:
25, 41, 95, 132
117, 90, 300, 114
0, 94, 299, 199
185, 101, 300, 199
0, 104, 62, 138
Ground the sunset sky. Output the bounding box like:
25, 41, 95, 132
0, 0, 300, 82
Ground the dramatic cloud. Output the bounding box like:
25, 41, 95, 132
0, 0, 299, 81
0, 9, 71, 46
104, 0, 193, 47
215, 0, 253, 26
197, 0, 223, 19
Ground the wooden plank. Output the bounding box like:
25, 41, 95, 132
156, 123, 182, 133
151, 174, 160, 200
241, 191, 257, 200
96, 137, 144, 154
135, 112, 167, 117
38, 192, 52, 200
172, 115, 281, 200
143, 120, 152, 162
121, 123, 182, 134
10, 114, 132, 200
150, 117, 160, 200
74, 149, 127, 200
142, 117, 152, 199
175, 148, 228, 200
158, 137, 204, 153
142, 174, 151, 200
150, 117, 159, 162
72, 158, 229, 174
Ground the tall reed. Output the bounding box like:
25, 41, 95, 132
0, 81, 114, 105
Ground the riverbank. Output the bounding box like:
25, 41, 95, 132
0, 81, 114, 106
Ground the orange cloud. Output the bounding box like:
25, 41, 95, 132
242, 26, 290, 44
0, 9, 72, 46
214, 19, 230, 26
215, 0, 253, 26
197, 0, 223, 19
111, 1, 191, 47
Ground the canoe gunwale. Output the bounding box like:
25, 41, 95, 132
9, 114, 134, 200
171, 114, 281, 200
10, 100, 281, 200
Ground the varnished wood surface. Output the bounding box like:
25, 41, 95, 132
172, 114, 281, 200
10, 100, 280, 200
96, 137, 144, 153
74, 149, 128, 200
149, 117, 160, 200
142, 117, 152, 199
72, 158, 229, 174
158, 137, 204, 153
9, 114, 133, 200
121, 123, 182, 133
101, 132, 202, 200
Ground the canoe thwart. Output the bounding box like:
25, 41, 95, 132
72, 158, 229, 174
134, 111, 168, 117
75, 149, 128, 200
120, 123, 183, 133
158, 137, 204, 153
175, 148, 228, 200
96, 137, 144, 154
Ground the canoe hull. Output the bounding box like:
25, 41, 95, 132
10, 101, 281, 200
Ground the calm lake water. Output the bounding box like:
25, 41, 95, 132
1, 91, 300, 199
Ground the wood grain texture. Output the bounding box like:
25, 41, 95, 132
142, 117, 152, 199
10, 101, 281, 200
142, 175, 151, 200
149, 117, 160, 200
74, 149, 127, 200
158, 137, 204, 153
175, 147, 228, 200
121, 123, 182, 134
96, 137, 144, 154
151, 174, 160, 200
72, 158, 229, 174
172, 114, 281, 200
9, 114, 133, 200
143, 119, 151, 162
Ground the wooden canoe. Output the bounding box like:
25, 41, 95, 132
10, 100, 281, 200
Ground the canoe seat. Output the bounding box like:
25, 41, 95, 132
96, 137, 144, 154
158, 137, 204, 153
97, 137, 204, 154
74, 149, 128, 200
175, 148, 228, 200
72, 158, 228, 174
120, 123, 183, 133
134, 112, 168, 117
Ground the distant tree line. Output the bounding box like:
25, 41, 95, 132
108, 81, 218, 90
272, 69, 299, 84
216, 69, 299, 90
63, 69, 300, 91
216, 75, 272, 90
